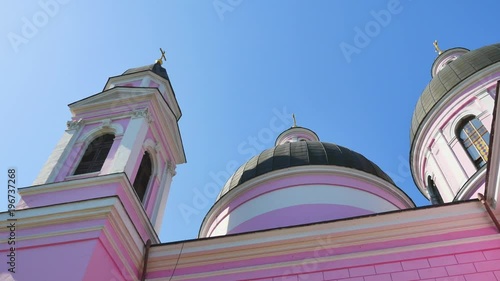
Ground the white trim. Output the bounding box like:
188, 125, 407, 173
17, 173, 160, 243
138, 140, 159, 207
486, 81, 500, 208
143, 139, 160, 177
455, 167, 487, 201
33, 127, 81, 185
447, 109, 482, 142
76, 121, 124, 144
152, 162, 174, 232
68, 131, 117, 177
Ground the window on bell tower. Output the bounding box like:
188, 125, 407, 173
427, 175, 443, 205
74, 134, 115, 175
133, 151, 152, 202
457, 116, 490, 169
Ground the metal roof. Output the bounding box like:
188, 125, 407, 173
410, 43, 500, 143
217, 141, 395, 200
122, 62, 169, 80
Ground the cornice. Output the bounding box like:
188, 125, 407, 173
104, 70, 180, 117
0, 197, 119, 245
149, 200, 497, 280
18, 173, 160, 243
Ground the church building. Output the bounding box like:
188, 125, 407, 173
1, 43, 500, 281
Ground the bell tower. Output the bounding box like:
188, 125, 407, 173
0, 51, 186, 280
21, 51, 186, 232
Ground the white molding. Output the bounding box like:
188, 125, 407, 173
68, 125, 124, 177
76, 121, 124, 144
455, 167, 487, 201
152, 162, 173, 231
18, 173, 160, 243
447, 107, 482, 142
66, 118, 83, 131
486, 81, 500, 208
34, 127, 82, 185
140, 139, 160, 208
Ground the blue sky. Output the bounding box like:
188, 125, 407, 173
1, 0, 499, 243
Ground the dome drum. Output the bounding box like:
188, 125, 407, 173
200, 141, 415, 237
200, 166, 415, 237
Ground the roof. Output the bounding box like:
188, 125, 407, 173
217, 141, 395, 200
410, 43, 500, 143
122, 62, 169, 80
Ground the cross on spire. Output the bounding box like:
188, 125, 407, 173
156, 48, 167, 65
433, 40, 443, 55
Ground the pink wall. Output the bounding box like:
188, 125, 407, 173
258, 246, 500, 281
83, 240, 128, 281
0, 219, 142, 281
149, 229, 500, 281
0, 239, 98, 280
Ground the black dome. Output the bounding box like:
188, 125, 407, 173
122, 62, 169, 80
410, 43, 500, 143
217, 141, 395, 199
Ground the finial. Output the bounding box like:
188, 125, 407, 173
155, 48, 167, 65
433, 40, 443, 55
292, 114, 297, 127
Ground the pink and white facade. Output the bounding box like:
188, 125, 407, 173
1, 44, 500, 281
410, 44, 500, 203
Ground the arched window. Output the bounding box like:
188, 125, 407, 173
74, 134, 115, 175
427, 175, 443, 205
457, 116, 490, 169
133, 151, 152, 202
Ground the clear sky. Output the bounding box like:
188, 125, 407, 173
1, 0, 499, 243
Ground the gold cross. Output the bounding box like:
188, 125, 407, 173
433, 40, 442, 55
156, 48, 167, 65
